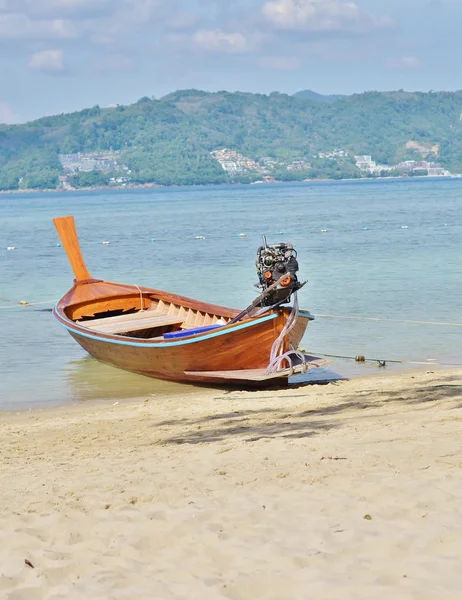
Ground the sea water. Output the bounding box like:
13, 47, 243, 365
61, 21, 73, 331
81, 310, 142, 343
0, 178, 460, 409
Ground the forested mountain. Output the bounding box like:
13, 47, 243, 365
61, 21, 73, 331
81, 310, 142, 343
1, 88, 462, 191
292, 90, 347, 103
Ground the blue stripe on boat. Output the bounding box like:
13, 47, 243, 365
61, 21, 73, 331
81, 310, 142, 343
163, 324, 220, 339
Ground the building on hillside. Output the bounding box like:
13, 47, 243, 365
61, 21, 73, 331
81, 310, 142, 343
211, 148, 262, 173
354, 155, 376, 171
59, 151, 129, 174
259, 157, 278, 168
318, 149, 348, 159
287, 158, 311, 171
428, 167, 451, 177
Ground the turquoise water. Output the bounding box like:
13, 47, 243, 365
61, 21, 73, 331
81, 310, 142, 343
0, 178, 461, 409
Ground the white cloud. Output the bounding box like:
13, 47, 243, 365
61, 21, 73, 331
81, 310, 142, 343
193, 29, 248, 53
261, 0, 392, 34
84, 0, 166, 43
29, 0, 111, 14
258, 56, 301, 69
29, 49, 65, 72
0, 1, 165, 43
0, 13, 77, 39
13, 0, 125, 19
43, 0, 109, 8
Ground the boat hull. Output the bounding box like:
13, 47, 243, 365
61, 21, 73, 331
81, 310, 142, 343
51, 215, 316, 388
61, 309, 312, 386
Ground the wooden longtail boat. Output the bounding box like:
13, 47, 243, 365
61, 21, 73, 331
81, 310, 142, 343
53, 216, 320, 388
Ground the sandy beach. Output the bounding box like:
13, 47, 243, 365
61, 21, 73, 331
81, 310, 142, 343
1, 367, 462, 599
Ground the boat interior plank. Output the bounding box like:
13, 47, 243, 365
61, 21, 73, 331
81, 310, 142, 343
82, 313, 185, 334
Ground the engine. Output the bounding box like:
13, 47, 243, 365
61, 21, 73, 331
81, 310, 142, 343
255, 238, 303, 307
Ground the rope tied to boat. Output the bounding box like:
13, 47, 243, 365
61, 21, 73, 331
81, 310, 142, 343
266, 292, 308, 375
134, 285, 145, 311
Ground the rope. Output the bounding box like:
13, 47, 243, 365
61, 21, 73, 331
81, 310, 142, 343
134, 285, 145, 311
309, 351, 462, 368
266, 292, 307, 374
314, 313, 462, 328
311, 351, 401, 363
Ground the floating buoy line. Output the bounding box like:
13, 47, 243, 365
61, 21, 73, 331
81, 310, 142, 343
0, 299, 55, 310
4, 221, 456, 251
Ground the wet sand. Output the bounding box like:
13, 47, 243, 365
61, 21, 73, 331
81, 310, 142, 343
1, 367, 461, 599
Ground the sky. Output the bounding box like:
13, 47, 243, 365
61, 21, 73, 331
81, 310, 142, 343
0, 0, 460, 123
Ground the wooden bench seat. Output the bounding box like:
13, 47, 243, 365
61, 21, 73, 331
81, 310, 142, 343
80, 311, 184, 335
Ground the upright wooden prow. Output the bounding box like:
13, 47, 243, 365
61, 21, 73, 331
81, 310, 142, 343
53, 216, 92, 282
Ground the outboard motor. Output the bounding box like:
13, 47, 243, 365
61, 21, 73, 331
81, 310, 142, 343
255, 237, 303, 307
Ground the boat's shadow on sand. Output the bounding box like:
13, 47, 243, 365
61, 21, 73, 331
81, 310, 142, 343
154, 374, 462, 445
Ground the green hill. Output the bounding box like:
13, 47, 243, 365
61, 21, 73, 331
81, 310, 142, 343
1, 88, 462, 191
292, 90, 346, 103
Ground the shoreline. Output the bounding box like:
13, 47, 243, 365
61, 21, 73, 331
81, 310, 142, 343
1, 366, 461, 598
3, 364, 454, 416
0, 360, 448, 414
0, 173, 459, 197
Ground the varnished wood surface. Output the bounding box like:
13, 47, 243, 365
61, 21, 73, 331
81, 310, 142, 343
184, 356, 325, 383
83, 313, 185, 334
53, 216, 92, 282
62, 311, 311, 386
59, 282, 241, 321
78, 309, 162, 328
